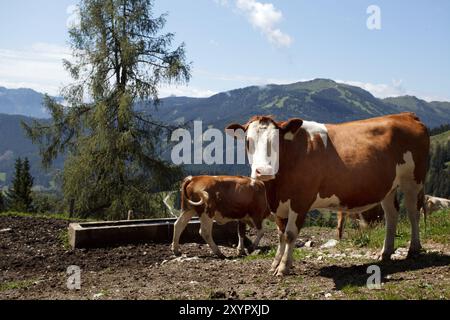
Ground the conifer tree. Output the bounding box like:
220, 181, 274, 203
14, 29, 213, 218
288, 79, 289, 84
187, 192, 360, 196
23, 0, 190, 219
6, 157, 34, 212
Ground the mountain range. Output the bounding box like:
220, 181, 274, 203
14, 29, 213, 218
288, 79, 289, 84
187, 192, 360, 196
153, 79, 450, 129
1, 79, 449, 188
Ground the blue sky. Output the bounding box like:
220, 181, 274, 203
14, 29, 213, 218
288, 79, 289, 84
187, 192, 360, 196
0, 0, 449, 101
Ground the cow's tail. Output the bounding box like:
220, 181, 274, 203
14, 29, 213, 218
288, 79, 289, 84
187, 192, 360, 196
181, 176, 208, 207
421, 194, 428, 236
187, 190, 208, 206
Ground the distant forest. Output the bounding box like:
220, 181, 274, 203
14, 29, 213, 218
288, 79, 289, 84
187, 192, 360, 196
426, 140, 450, 198
429, 123, 450, 136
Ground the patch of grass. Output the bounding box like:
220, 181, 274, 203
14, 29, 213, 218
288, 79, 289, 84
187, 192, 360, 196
275, 96, 288, 108
292, 248, 308, 260
243, 248, 276, 261
243, 247, 308, 262
424, 209, 450, 243
344, 209, 450, 249
342, 281, 450, 300
341, 284, 361, 295
0, 172, 6, 182
59, 229, 71, 249
0, 279, 36, 292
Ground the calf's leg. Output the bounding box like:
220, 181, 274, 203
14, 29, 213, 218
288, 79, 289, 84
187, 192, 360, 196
237, 222, 247, 256
248, 219, 264, 253
171, 209, 195, 256
199, 214, 225, 258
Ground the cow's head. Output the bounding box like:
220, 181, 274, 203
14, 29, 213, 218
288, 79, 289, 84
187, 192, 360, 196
226, 116, 303, 181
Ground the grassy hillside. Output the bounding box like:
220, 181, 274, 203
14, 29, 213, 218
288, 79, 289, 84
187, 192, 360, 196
431, 130, 450, 147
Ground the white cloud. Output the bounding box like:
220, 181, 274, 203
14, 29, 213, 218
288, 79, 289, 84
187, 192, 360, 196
158, 85, 217, 98
338, 79, 406, 99
337, 79, 450, 102
0, 43, 72, 95
216, 0, 293, 47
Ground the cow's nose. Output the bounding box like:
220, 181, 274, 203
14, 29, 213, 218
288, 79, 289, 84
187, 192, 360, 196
255, 166, 273, 176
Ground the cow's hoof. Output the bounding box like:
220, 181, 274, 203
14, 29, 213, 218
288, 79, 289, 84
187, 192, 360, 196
270, 262, 280, 274
407, 248, 424, 259
237, 249, 247, 257
172, 246, 182, 257
215, 253, 227, 259
273, 266, 290, 277
275, 269, 289, 277
377, 253, 392, 262
246, 245, 256, 254
173, 251, 182, 257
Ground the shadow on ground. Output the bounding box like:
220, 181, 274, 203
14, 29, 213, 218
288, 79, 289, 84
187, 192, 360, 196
319, 252, 450, 290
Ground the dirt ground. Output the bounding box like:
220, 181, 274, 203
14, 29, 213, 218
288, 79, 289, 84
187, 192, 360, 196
1, 215, 450, 300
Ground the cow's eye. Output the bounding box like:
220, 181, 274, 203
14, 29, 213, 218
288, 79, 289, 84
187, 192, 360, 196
267, 140, 272, 157
246, 138, 254, 154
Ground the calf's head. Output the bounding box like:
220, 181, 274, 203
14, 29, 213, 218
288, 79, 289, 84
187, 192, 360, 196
226, 116, 303, 181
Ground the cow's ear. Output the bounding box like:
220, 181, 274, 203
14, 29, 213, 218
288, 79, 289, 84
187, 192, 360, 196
225, 123, 247, 139
280, 118, 303, 135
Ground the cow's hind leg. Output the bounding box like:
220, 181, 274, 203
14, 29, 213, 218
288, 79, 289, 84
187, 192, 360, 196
403, 185, 423, 257
380, 190, 399, 261
337, 211, 345, 240
199, 214, 225, 259
172, 209, 195, 256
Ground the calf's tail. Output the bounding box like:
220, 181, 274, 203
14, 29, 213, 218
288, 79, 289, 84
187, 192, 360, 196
181, 176, 209, 207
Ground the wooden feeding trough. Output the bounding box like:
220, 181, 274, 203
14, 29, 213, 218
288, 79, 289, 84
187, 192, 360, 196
68, 218, 239, 249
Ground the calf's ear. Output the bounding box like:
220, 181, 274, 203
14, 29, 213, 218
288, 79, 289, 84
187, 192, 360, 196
280, 118, 303, 135
225, 123, 247, 139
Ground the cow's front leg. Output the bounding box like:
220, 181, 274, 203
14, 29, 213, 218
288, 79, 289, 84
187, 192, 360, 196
199, 214, 225, 259
270, 217, 287, 273
275, 210, 303, 276
237, 221, 247, 256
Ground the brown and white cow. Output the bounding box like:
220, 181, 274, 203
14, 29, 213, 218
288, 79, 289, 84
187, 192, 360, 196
227, 113, 429, 276
422, 195, 450, 215
171, 175, 271, 258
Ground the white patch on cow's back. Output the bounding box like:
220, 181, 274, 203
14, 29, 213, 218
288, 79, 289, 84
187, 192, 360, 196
302, 121, 328, 147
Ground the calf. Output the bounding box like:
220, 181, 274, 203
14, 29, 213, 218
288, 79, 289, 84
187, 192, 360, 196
422, 195, 450, 215
171, 175, 271, 258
